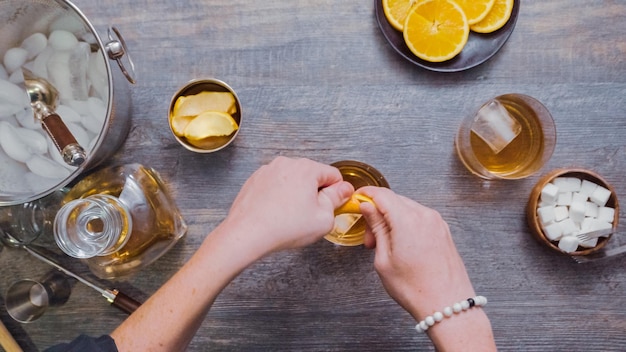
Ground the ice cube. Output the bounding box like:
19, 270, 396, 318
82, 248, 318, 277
56, 104, 82, 123
471, 100, 521, 154
3, 47, 28, 74
0, 149, 31, 194
15, 107, 39, 130
26, 154, 71, 179
24, 172, 61, 193
32, 46, 53, 80
87, 50, 109, 101
0, 121, 33, 163
0, 79, 30, 115
68, 42, 90, 100
15, 127, 47, 155
21, 33, 48, 60
47, 51, 74, 101
48, 30, 78, 52
0, 64, 8, 80
9, 69, 24, 84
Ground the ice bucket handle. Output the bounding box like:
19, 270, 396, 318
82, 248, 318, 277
104, 26, 136, 84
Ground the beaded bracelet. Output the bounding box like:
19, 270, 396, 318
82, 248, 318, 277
414, 296, 488, 333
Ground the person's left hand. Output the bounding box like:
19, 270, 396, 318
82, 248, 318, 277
221, 156, 354, 255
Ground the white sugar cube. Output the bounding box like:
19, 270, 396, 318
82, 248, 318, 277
579, 180, 598, 197
537, 206, 556, 225
471, 100, 521, 154
558, 236, 580, 253
540, 183, 559, 204
597, 207, 615, 224
590, 186, 611, 207
585, 202, 599, 218
558, 218, 578, 237
543, 222, 563, 241
569, 201, 586, 224
572, 192, 588, 204
554, 206, 569, 222
557, 192, 573, 206
553, 177, 582, 192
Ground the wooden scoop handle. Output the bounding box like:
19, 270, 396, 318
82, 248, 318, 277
41, 113, 87, 166
111, 290, 142, 315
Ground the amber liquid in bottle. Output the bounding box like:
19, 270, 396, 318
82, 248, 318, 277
59, 164, 187, 279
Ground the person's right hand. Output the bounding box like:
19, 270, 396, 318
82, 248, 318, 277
357, 186, 496, 351
357, 186, 476, 321
220, 156, 354, 257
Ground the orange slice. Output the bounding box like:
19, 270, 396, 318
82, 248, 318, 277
403, 0, 469, 62
334, 194, 375, 215
454, 0, 496, 25
382, 0, 418, 32
470, 0, 513, 33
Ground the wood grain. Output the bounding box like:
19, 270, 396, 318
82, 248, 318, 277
1, 0, 626, 351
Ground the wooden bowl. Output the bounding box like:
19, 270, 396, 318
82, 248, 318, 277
526, 168, 619, 256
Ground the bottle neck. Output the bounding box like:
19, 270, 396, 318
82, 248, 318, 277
54, 194, 132, 259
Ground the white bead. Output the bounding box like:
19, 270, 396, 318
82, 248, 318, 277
443, 307, 453, 317
425, 316, 435, 326
415, 324, 423, 333
461, 300, 470, 310
419, 321, 429, 331
452, 303, 462, 313
433, 312, 444, 322
475, 296, 488, 306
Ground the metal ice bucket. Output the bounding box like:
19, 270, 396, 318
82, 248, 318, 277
0, 0, 135, 206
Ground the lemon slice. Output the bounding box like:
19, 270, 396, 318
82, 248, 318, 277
470, 0, 513, 33
334, 194, 375, 215
170, 114, 194, 136
173, 91, 237, 118
454, 0, 496, 25
403, 0, 469, 63
183, 111, 238, 141
382, 0, 418, 32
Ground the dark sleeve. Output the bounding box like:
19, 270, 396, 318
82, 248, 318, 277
43, 334, 118, 352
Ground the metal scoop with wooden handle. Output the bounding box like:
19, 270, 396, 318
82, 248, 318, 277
22, 68, 87, 167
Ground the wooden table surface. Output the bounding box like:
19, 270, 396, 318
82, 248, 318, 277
2, 0, 626, 351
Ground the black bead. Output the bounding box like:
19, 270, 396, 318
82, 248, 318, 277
467, 298, 475, 307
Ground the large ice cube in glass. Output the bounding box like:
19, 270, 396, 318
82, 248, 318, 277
471, 100, 521, 154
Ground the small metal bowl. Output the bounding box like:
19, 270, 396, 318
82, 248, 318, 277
526, 168, 619, 256
168, 78, 242, 153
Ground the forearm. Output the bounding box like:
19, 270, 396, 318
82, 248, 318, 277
111, 222, 267, 351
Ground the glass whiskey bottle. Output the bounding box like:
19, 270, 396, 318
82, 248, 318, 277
53, 164, 187, 279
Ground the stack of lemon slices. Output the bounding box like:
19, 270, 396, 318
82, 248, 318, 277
170, 91, 239, 150
383, 0, 514, 63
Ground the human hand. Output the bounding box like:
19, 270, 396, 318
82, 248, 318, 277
222, 156, 354, 255
357, 186, 476, 320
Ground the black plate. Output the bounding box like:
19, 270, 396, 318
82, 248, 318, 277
375, 0, 520, 72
